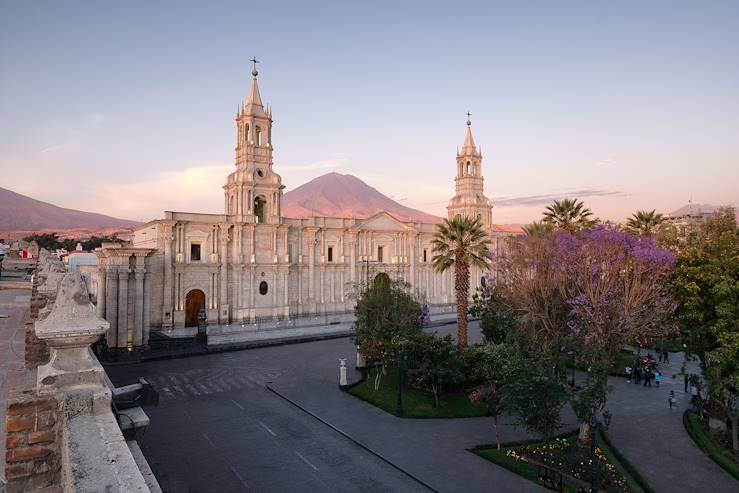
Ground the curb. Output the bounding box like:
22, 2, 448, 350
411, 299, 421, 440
101, 331, 354, 366
265, 384, 440, 493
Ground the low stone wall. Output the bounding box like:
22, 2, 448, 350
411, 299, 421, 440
3, 250, 155, 493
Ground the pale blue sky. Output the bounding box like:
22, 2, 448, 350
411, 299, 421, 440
1, 0, 737, 224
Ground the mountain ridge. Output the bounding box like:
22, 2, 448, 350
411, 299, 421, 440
282, 173, 442, 224
0, 186, 141, 231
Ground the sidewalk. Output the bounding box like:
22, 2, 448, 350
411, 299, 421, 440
604, 351, 737, 492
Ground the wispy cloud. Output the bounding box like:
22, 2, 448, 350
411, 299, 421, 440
494, 189, 625, 207
594, 159, 615, 167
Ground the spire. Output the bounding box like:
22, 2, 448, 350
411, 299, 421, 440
244, 57, 266, 116
461, 112, 479, 155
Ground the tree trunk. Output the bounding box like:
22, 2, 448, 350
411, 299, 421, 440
494, 415, 501, 451
455, 260, 470, 348
579, 421, 590, 442
730, 413, 738, 454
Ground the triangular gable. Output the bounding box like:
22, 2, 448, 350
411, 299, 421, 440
357, 211, 413, 232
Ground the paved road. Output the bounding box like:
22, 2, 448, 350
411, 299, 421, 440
107, 322, 738, 493
107, 321, 548, 493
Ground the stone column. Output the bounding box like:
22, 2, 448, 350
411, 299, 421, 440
349, 231, 356, 283
162, 221, 175, 328
105, 265, 118, 347
97, 265, 107, 319
117, 266, 129, 348
143, 269, 151, 345
134, 268, 145, 347
409, 233, 416, 288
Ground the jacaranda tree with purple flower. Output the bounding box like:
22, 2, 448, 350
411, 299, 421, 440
502, 226, 677, 440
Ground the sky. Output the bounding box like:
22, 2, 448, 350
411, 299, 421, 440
1, 1, 738, 225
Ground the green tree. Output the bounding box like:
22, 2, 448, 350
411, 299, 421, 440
471, 281, 518, 344
626, 209, 664, 236
432, 216, 491, 347
352, 274, 422, 390
22, 232, 61, 250
503, 337, 568, 440
469, 383, 507, 450
676, 207, 739, 364
406, 332, 457, 407
706, 331, 739, 454
542, 198, 597, 233
522, 220, 554, 237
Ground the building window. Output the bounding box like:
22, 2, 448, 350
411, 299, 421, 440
377, 246, 383, 263
254, 196, 266, 223
256, 169, 264, 177
423, 249, 427, 262
259, 281, 268, 295
327, 246, 333, 262
244, 124, 249, 142
255, 126, 262, 146
466, 161, 471, 175
190, 243, 201, 262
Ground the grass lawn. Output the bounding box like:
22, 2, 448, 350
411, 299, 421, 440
347, 366, 487, 418
683, 411, 739, 481
473, 430, 652, 493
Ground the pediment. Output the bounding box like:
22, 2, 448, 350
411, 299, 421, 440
357, 212, 412, 232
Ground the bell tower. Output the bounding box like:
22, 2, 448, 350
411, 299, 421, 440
224, 59, 284, 224
447, 114, 493, 229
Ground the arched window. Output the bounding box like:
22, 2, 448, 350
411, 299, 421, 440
244, 124, 249, 143
466, 161, 471, 175
229, 196, 234, 214
254, 195, 266, 223
255, 126, 262, 146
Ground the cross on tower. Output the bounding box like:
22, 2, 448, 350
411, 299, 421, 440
466, 111, 472, 126
250, 57, 260, 76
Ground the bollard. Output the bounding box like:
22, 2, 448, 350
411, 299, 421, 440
339, 358, 348, 388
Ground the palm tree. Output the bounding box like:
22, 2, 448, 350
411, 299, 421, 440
542, 198, 596, 233
522, 220, 554, 236
432, 216, 491, 347
626, 209, 664, 236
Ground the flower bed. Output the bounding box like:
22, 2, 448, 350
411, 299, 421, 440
473, 431, 650, 492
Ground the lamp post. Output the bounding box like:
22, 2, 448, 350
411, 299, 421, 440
570, 351, 576, 387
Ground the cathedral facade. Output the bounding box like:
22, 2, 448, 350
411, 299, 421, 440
92, 69, 512, 349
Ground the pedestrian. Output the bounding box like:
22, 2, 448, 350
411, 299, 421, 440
663, 350, 669, 363
655, 371, 662, 387
684, 373, 689, 392
635, 367, 642, 385
625, 365, 632, 383
669, 390, 676, 409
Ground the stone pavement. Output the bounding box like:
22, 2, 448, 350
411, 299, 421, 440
0, 286, 32, 486
605, 350, 736, 492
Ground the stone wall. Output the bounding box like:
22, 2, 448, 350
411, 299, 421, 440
3, 250, 153, 492
4, 395, 61, 493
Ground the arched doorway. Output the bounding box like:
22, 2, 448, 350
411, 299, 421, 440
185, 289, 206, 328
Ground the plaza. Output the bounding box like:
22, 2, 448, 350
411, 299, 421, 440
105, 323, 736, 493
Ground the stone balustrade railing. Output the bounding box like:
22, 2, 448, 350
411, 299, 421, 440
4, 250, 156, 493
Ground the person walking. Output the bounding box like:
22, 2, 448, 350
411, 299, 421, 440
635, 367, 642, 385
663, 350, 669, 363
655, 371, 662, 387
625, 365, 633, 383
669, 390, 676, 409
645, 370, 652, 388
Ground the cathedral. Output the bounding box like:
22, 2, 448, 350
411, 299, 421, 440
89, 67, 514, 349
